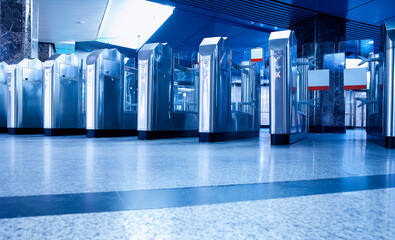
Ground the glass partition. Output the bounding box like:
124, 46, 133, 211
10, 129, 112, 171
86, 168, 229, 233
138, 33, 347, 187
302, 42, 337, 129
338, 39, 373, 128
173, 67, 199, 112
124, 58, 138, 112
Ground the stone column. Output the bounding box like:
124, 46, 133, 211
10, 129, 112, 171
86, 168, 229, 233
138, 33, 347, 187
0, 0, 39, 64
291, 13, 347, 133
38, 42, 55, 62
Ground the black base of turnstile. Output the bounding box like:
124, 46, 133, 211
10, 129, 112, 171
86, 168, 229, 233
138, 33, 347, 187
0, 127, 7, 133
386, 137, 395, 148
87, 129, 137, 138
138, 130, 198, 140
367, 133, 395, 148
309, 125, 346, 133
44, 128, 86, 136
271, 132, 307, 145
199, 130, 259, 142
8, 128, 44, 135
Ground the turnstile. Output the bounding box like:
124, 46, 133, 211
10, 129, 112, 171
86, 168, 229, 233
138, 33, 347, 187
366, 54, 380, 135
137, 43, 198, 140
86, 48, 137, 137
366, 22, 395, 148
43, 54, 85, 136
198, 37, 260, 142
0, 62, 8, 132
7, 58, 43, 134
269, 30, 308, 145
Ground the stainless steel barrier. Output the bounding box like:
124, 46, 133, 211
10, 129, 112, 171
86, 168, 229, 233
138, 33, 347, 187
366, 54, 380, 136
43, 54, 86, 136
269, 30, 308, 145
137, 43, 198, 140
7, 58, 43, 134
365, 22, 395, 147
198, 37, 260, 142
0, 62, 8, 132
86, 48, 137, 137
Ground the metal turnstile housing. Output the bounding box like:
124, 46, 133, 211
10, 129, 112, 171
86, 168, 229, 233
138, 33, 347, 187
137, 43, 198, 139
367, 22, 395, 147
198, 37, 260, 142
86, 48, 137, 137
0, 62, 8, 132
269, 30, 308, 144
7, 58, 43, 134
43, 54, 86, 135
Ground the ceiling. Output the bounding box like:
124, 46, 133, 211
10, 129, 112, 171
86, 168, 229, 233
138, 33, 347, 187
150, 0, 389, 50
39, 0, 109, 42
277, 0, 395, 25
276, 0, 393, 43
42, 0, 394, 58
145, 5, 274, 63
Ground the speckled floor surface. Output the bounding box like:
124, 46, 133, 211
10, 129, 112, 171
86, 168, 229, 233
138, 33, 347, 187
1, 188, 394, 240
0, 129, 393, 197
0, 129, 394, 239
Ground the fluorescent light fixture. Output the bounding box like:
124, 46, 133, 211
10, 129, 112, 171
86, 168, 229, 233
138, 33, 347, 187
97, 0, 174, 49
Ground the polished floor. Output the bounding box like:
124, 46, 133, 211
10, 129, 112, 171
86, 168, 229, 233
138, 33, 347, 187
0, 129, 394, 239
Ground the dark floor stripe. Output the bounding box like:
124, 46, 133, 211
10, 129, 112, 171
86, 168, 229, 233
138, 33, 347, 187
1, 174, 395, 219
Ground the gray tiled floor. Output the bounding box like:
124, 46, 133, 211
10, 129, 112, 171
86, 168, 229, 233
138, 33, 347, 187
1, 188, 394, 239
0, 129, 395, 239
0, 129, 394, 197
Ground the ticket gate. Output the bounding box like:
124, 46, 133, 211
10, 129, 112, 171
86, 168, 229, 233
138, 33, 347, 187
198, 37, 260, 142
86, 48, 137, 137
0, 62, 8, 132
364, 22, 395, 148
137, 43, 198, 140
7, 58, 43, 134
269, 30, 308, 145
43, 54, 85, 136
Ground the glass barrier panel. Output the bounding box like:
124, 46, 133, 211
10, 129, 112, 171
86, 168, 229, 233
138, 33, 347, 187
173, 68, 198, 112
339, 39, 373, 128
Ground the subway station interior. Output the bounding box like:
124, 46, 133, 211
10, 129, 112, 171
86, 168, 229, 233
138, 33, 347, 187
1, 0, 395, 239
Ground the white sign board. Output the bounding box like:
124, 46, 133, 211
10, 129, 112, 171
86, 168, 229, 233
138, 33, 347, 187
344, 68, 367, 90
308, 69, 330, 91
251, 48, 263, 62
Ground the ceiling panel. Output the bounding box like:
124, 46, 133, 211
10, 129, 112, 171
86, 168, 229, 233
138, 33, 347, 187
146, 9, 213, 48
346, 0, 395, 25
167, 0, 317, 29
277, 0, 395, 26
179, 21, 250, 48
278, 0, 374, 18
151, 0, 384, 52
39, 0, 109, 42
146, 7, 272, 64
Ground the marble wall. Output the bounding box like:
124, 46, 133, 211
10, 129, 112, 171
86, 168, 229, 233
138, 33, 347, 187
0, 0, 38, 64
291, 13, 347, 133
38, 42, 55, 62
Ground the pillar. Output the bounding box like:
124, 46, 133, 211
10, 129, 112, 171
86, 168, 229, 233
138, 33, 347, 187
0, 0, 39, 64
291, 13, 347, 133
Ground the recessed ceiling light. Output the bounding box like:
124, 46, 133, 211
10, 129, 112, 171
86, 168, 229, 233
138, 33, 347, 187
97, 0, 174, 49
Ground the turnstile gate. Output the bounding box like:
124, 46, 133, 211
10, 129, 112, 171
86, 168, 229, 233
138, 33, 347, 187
269, 30, 309, 145
198, 37, 261, 142
7, 58, 43, 134
43, 54, 85, 136
86, 48, 137, 137
0, 62, 8, 132
137, 43, 199, 140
